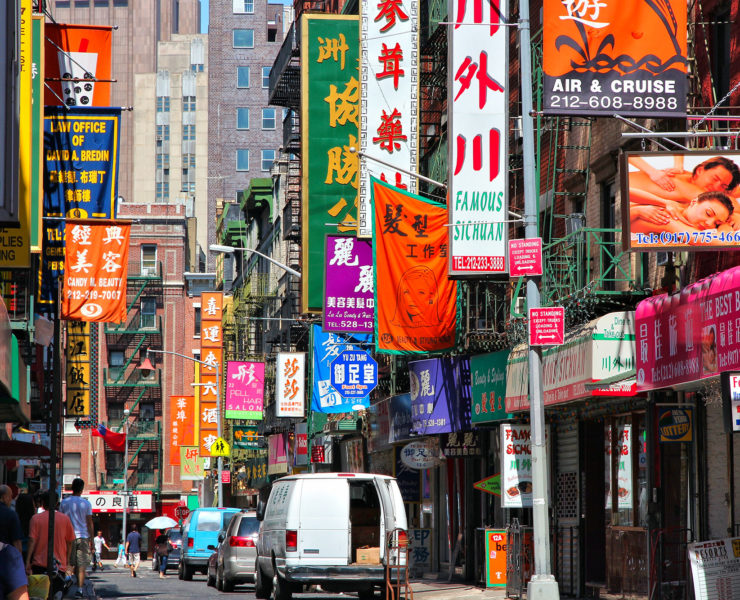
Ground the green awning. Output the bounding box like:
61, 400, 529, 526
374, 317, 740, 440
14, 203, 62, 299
0, 335, 30, 424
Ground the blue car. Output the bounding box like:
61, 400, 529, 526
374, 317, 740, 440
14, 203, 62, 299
178, 507, 241, 580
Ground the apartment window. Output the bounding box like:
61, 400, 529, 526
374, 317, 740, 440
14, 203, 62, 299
75, 0, 90, 6
233, 0, 254, 13
262, 67, 271, 88
156, 154, 169, 169
194, 306, 201, 337
63, 453, 81, 482
233, 29, 255, 49
191, 63, 205, 72
237, 149, 250, 171
109, 350, 125, 380
112, 0, 128, 5
268, 28, 278, 43
237, 108, 250, 130
94, 0, 109, 6
156, 124, 170, 141
141, 244, 157, 275
262, 108, 276, 130
237, 67, 250, 88
156, 182, 169, 202
105, 452, 124, 473
183, 124, 196, 141
107, 404, 124, 423
261, 149, 276, 172
183, 96, 196, 112
140, 403, 155, 421
156, 96, 170, 112
141, 297, 156, 329
139, 452, 156, 472
56, 1, 70, 6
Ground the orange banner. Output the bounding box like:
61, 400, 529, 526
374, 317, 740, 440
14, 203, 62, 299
169, 396, 195, 466
372, 178, 458, 353
45, 24, 113, 107
199, 292, 223, 457
61, 220, 129, 323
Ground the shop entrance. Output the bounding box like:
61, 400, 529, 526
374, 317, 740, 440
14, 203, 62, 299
581, 420, 606, 590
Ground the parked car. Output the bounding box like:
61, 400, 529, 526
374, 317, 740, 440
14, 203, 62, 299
255, 473, 408, 600
152, 528, 182, 573
206, 510, 259, 592
179, 507, 241, 580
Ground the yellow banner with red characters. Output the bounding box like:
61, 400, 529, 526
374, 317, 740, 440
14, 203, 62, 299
372, 178, 458, 354
61, 220, 130, 323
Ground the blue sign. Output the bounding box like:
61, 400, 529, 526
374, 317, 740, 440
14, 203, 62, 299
330, 350, 378, 399
312, 325, 372, 413
409, 356, 471, 435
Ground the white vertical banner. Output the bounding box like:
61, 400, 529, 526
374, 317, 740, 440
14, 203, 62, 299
275, 352, 306, 417
448, 0, 509, 275
358, 0, 419, 238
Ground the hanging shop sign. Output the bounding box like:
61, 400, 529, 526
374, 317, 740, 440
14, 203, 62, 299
180, 446, 206, 481
83, 491, 153, 513
394, 445, 420, 503
636, 266, 740, 391
622, 152, 740, 251
358, 0, 418, 238
267, 433, 289, 475
276, 352, 305, 417
199, 292, 223, 458
688, 536, 740, 600
233, 426, 261, 450
301, 15, 360, 312
658, 406, 693, 442
389, 393, 412, 444
169, 396, 195, 466
441, 431, 482, 458
330, 349, 378, 399
470, 350, 512, 423
323, 236, 374, 334
294, 422, 308, 467
506, 311, 636, 412
312, 325, 372, 413
225, 361, 264, 420
474, 474, 501, 497
501, 424, 533, 508
400, 439, 443, 470
372, 177, 459, 354
65, 321, 91, 417
409, 357, 471, 435
448, 0, 509, 275
543, 0, 687, 117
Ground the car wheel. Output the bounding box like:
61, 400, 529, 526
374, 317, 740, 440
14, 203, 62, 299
271, 572, 292, 600
222, 574, 234, 593
178, 561, 184, 580
254, 562, 271, 599
216, 567, 223, 591
183, 563, 194, 581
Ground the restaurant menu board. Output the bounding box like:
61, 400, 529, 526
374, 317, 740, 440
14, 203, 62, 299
688, 537, 740, 600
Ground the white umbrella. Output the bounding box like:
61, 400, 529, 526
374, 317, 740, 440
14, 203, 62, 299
145, 516, 178, 530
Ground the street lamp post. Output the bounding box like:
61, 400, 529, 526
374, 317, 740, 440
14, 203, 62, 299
209, 244, 301, 279
140, 349, 223, 508
121, 409, 131, 544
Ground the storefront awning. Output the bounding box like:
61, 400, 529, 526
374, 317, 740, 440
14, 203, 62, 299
0, 440, 50, 459
0, 334, 30, 425
505, 311, 637, 412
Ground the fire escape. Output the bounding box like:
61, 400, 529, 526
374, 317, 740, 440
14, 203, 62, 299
100, 261, 163, 495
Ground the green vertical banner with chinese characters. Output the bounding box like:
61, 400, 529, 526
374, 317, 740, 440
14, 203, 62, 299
301, 14, 359, 313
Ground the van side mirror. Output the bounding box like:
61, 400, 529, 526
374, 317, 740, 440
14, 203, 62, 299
207, 544, 216, 551
256, 501, 265, 521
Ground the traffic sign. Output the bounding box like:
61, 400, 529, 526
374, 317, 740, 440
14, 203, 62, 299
508, 238, 542, 277
330, 350, 378, 399
474, 474, 501, 496
210, 437, 231, 457
112, 479, 125, 485
529, 307, 565, 346
174, 505, 190, 520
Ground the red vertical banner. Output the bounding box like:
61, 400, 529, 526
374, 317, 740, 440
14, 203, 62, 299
199, 292, 223, 457
169, 395, 195, 466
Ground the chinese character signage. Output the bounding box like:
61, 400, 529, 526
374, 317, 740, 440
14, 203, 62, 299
312, 325, 372, 413
61, 220, 130, 322
372, 177, 458, 353
41, 107, 121, 303
65, 321, 91, 417
323, 236, 374, 333
169, 396, 195, 466
267, 433, 289, 475
44, 24, 113, 107
543, 0, 687, 116
83, 491, 153, 513
225, 361, 264, 420
501, 423, 532, 508
358, 0, 418, 238
199, 292, 223, 457
470, 350, 511, 423
233, 425, 261, 450
276, 352, 305, 417
180, 446, 206, 481
408, 357, 471, 435
448, 0, 508, 275
622, 152, 740, 251
301, 15, 360, 312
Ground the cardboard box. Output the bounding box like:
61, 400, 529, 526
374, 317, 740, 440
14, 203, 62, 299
356, 546, 380, 564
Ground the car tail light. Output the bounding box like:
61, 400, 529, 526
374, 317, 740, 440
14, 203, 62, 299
187, 538, 193, 548
286, 530, 297, 552
397, 530, 408, 548
229, 536, 255, 547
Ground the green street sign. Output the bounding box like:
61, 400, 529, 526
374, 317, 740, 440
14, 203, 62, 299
112, 479, 125, 485
474, 474, 501, 497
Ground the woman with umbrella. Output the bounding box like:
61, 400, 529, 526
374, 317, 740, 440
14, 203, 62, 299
145, 517, 177, 579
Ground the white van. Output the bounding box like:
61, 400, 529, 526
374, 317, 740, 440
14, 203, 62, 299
255, 473, 408, 600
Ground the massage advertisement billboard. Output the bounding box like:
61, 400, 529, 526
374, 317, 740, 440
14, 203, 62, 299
622, 151, 740, 251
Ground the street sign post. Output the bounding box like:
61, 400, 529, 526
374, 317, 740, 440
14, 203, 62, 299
509, 238, 543, 277
330, 350, 378, 399
529, 307, 565, 346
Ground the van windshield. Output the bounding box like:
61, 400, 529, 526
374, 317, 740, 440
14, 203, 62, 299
196, 512, 223, 532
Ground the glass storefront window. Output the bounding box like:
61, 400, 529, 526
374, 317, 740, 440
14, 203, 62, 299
605, 413, 647, 527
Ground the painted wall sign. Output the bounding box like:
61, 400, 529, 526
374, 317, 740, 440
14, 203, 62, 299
470, 350, 511, 423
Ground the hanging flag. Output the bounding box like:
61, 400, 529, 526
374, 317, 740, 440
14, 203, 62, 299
372, 177, 459, 353
61, 220, 130, 323
91, 424, 125, 452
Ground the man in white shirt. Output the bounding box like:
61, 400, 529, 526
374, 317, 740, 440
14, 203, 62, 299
60, 478, 93, 598
92, 531, 110, 572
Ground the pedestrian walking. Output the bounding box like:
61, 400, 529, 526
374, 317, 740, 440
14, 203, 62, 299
125, 525, 143, 578
154, 532, 170, 579
59, 479, 93, 598
0, 541, 29, 600
92, 531, 110, 572
114, 540, 126, 568
0, 485, 23, 554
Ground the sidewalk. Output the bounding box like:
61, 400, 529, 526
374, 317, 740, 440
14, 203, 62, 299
409, 579, 509, 599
